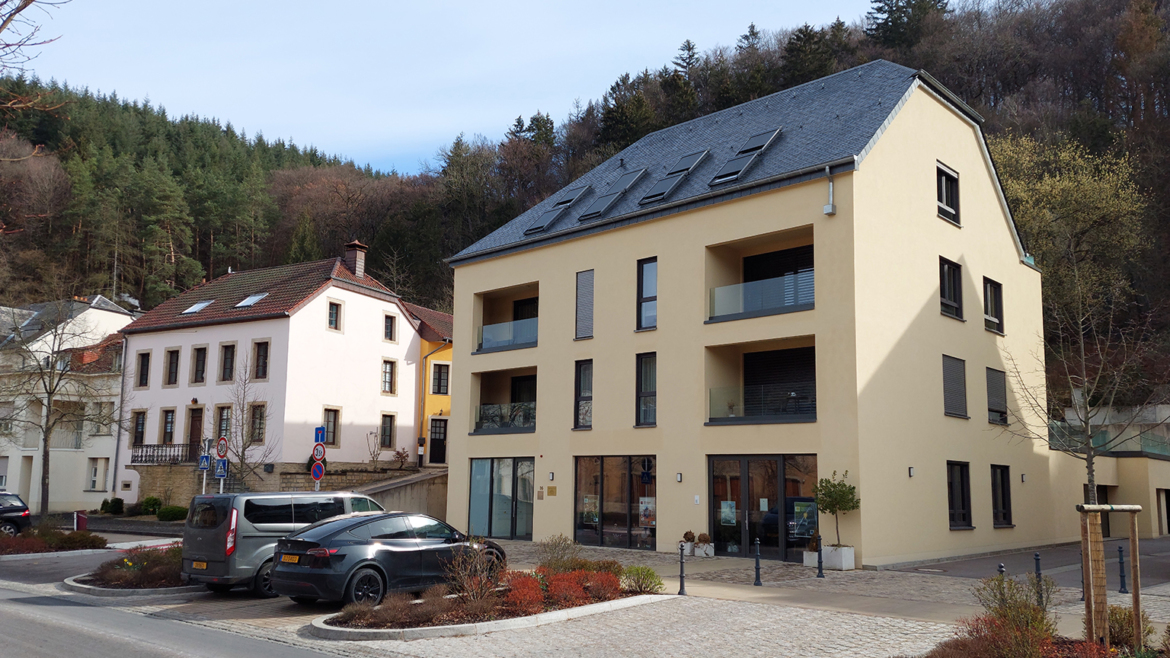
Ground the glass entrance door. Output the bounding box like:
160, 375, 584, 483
574, 456, 656, 550
467, 457, 534, 540
710, 455, 817, 560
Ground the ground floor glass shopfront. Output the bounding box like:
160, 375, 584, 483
574, 456, 657, 550
468, 457, 534, 540
709, 454, 817, 560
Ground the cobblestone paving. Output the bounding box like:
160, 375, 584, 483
0, 577, 954, 657
691, 562, 1084, 608
1056, 588, 1170, 623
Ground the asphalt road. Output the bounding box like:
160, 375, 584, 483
0, 585, 331, 658
0, 550, 117, 584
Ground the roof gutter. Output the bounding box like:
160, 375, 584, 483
448, 155, 858, 266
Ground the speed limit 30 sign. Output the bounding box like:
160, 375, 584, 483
311, 443, 326, 462
216, 436, 229, 459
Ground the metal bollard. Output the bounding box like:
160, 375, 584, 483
1119, 545, 1128, 594
816, 544, 825, 579
678, 542, 687, 596
998, 563, 1006, 576
754, 538, 762, 587
1034, 552, 1043, 607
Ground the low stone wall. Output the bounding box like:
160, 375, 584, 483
128, 461, 420, 503
279, 465, 419, 492
363, 472, 447, 520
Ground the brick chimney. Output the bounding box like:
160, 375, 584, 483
344, 240, 368, 278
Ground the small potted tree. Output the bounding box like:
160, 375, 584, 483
694, 532, 714, 558
812, 470, 860, 571
681, 530, 695, 556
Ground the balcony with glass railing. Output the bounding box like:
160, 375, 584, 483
1049, 422, 1170, 457
474, 402, 537, 434
708, 268, 814, 323
477, 317, 539, 353
709, 383, 817, 424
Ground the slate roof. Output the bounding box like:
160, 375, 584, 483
451, 60, 941, 265
0, 295, 133, 348
403, 302, 453, 342
122, 258, 396, 335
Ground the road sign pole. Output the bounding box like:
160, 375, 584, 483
202, 469, 207, 495
219, 475, 224, 494
315, 479, 320, 492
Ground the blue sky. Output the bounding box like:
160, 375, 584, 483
25, 1, 873, 174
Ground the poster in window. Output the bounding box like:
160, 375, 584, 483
580, 495, 598, 525
791, 500, 817, 538
720, 500, 737, 526
638, 497, 656, 527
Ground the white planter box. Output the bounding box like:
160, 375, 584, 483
823, 546, 855, 571
679, 541, 694, 556
803, 551, 818, 568
694, 544, 714, 558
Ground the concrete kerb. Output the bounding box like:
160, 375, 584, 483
62, 573, 206, 597
309, 594, 676, 641
0, 548, 115, 561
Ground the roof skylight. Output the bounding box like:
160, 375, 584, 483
579, 169, 646, 221
181, 300, 215, 315
640, 150, 708, 206
553, 185, 590, 208
709, 128, 781, 186
235, 293, 269, 308
523, 184, 592, 235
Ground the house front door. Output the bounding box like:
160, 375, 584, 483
187, 408, 203, 454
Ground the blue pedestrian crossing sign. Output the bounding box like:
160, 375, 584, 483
214, 458, 228, 479
198, 455, 211, 471
314, 426, 326, 443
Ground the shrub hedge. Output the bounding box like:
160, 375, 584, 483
156, 506, 188, 522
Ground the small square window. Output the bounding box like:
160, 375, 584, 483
937, 165, 959, 224
940, 257, 963, 320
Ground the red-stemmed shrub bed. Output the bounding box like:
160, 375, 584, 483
0, 524, 107, 555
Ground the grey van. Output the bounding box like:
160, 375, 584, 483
182, 491, 385, 597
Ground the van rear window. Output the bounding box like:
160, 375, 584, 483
244, 497, 294, 525
187, 497, 230, 529
292, 497, 346, 524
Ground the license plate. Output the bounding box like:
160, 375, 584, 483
192, 561, 207, 570
280, 554, 299, 564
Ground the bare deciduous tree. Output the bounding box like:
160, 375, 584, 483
221, 356, 278, 491
0, 299, 123, 515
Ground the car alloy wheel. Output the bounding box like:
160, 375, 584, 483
253, 561, 279, 598
347, 568, 384, 605
0, 522, 16, 537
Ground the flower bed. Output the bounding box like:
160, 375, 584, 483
328, 535, 666, 631
82, 545, 184, 589
0, 524, 108, 555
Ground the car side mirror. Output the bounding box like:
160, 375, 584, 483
450, 531, 465, 543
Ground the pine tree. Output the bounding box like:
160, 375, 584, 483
673, 39, 699, 78
865, 0, 949, 51
781, 25, 835, 88
285, 211, 323, 264
736, 23, 763, 54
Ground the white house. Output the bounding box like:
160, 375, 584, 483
0, 295, 134, 513
114, 242, 449, 504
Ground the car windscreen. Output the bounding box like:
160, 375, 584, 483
0, 494, 24, 509
292, 496, 345, 524
244, 497, 294, 525
187, 497, 230, 529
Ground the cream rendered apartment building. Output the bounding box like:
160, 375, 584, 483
445, 60, 1170, 567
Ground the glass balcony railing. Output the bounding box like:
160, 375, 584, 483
1049, 421, 1170, 457
709, 270, 814, 321
474, 402, 537, 433
477, 318, 539, 352
709, 383, 817, 423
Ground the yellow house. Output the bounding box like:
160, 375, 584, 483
444, 60, 1170, 567
404, 303, 453, 467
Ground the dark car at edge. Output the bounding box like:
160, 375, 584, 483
271, 512, 505, 605
0, 493, 31, 537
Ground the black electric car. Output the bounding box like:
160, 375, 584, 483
0, 493, 32, 537
270, 511, 505, 605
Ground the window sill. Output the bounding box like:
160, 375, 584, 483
705, 303, 815, 324
944, 412, 970, 420
940, 311, 965, 322
634, 327, 657, 333
985, 327, 1005, 336
571, 427, 592, 431
472, 341, 538, 355
574, 336, 593, 341
83, 489, 108, 493
938, 213, 961, 228
988, 420, 1009, 427
949, 525, 976, 531
993, 524, 1015, 529
633, 424, 656, 429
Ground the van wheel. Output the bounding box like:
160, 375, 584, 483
252, 561, 279, 598
290, 596, 318, 605
206, 584, 234, 594
344, 568, 384, 605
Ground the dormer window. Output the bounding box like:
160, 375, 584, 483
182, 300, 214, 315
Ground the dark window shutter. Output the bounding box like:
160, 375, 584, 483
942, 355, 967, 417
576, 270, 594, 339
743, 346, 817, 417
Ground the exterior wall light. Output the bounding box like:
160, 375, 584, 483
676, 473, 683, 482
908, 467, 915, 478
1021, 473, 1026, 483
549, 472, 554, 481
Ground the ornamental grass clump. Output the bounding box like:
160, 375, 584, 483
1103, 604, 1153, 651
621, 565, 664, 594
534, 533, 582, 573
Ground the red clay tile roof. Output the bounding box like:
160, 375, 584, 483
122, 258, 396, 335
67, 332, 124, 374
403, 303, 453, 342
